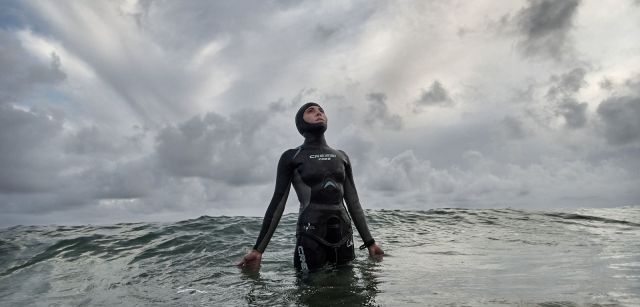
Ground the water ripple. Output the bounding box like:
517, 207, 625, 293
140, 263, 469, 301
0, 207, 638, 306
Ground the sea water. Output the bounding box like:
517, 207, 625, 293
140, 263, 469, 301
1, 207, 639, 306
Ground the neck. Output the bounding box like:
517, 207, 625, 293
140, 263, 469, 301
302, 132, 328, 147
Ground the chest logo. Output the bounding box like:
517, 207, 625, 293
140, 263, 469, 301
309, 153, 336, 161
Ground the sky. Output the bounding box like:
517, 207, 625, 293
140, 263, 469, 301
1, 0, 639, 227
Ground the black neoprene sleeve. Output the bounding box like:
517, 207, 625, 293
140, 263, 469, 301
252, 150, 294, 252
340, 150, 375, 246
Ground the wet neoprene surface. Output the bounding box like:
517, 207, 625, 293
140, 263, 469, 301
253, 103, 375, 253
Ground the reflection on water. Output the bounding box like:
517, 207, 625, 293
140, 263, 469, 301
241, 261, 382, 306
295, 263, 381, 307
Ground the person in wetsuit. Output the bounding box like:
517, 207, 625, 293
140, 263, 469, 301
238, 102, 384, 271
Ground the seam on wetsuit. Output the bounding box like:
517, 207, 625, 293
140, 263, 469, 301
292, 146, 302, 160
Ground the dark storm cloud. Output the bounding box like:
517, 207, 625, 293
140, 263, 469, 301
0, 30, 66, 104
155, 109, 278, 185
0, 105, 160, 213
515, 0, 580, 59
0, 105, 65, 193
545, 68, 589, 129
65, 126, 124, 156
546, 67, 587, 99
78, 159, 158, 200
364, 92, 403, 130
64, 125, 148, 158
597, 95, 640, 145
414, 81, 453, 111
559, 98, 588, 129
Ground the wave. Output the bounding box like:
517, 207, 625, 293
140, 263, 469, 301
1, 207, 639, 306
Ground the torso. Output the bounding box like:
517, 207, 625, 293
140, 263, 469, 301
289, 144, 347, 208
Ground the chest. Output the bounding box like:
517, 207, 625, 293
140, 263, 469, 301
294, 149, 346, 184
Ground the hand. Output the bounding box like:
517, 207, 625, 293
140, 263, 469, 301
237, 250, 263, 268
367, 243, 384, 260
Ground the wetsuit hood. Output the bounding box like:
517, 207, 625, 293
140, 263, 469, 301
295, 102, 327, 136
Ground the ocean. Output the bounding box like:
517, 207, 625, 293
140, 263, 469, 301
0, 207, 639, 306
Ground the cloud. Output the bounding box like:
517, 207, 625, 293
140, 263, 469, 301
0, 104, 162, 215
78, 159, 159, 200
0, 104, 288, 218
597, 95, 640, 145
125, 1, 378, 112
0, 1, 37, 29
625, 74, 640, 95
334, 124, 375, 167
155, 108, 291, 185
360, 149, 639, 209
24, 1, 220, 126
559, 98, 588, 129
366, 150, 431, 192
502, 116, 529, 139
542, 67, 590, 129
0, 105, 65, 193
546, 67, 587, 99
413, 80, 453, 112
64, 125, 148, 158
0, 30, 66, 104
1, 1, 639, 227
364, 92, 403, 130
599, 78, 614, 91
515, 0, 580, 59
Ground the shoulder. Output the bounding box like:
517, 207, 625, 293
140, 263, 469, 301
280, 147, 302, 162
275, 148, 300, 170
336, 149, 351, 164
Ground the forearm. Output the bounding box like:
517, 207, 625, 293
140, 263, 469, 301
344, 192, 375, 246
253, 187, 290, 252
342, 162, 375, 245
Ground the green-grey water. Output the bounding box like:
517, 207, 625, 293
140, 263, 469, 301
1, 207, 639, 306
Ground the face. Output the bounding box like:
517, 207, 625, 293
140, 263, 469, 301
302, 105, 327, 124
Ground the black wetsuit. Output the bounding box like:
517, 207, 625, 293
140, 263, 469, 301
253, 102, 376, 271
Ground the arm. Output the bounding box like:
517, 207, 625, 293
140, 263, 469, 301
238, 150, 294, 268
253, 150, 295, 252
340, 151, 383, 258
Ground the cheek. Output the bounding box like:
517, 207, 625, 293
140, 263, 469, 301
303, 112, 314, 123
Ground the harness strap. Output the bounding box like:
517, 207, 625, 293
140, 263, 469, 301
300, 229, 353, 248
